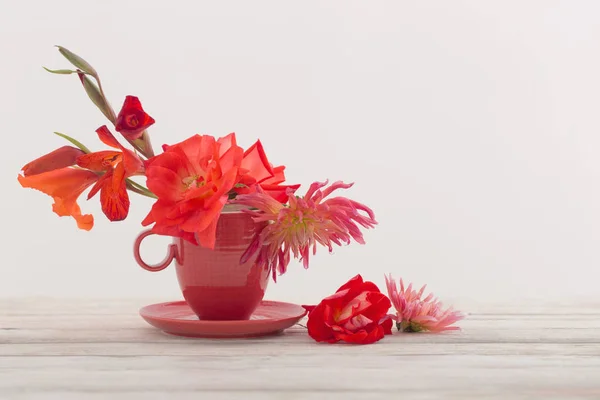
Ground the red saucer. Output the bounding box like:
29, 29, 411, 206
140, 300, 307, 338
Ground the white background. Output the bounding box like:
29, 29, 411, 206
2, 1, 599, 307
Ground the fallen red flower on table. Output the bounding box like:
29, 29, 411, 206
303, 275, 392, 345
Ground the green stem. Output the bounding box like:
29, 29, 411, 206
92, 74, 117, 124
126, 179, 157, 199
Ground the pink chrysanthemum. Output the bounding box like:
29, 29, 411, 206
385, 274, 464, 332
234, 180, 377, 281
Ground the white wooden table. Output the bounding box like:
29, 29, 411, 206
1, 299, 599, 400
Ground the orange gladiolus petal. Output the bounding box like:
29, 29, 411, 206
76, 151, 121, 172
96, 125, 121, 149
87, 171, 110, 200
241, 140, 274, 183
52, 198, 94, 230
21, 146, 86, 177
121, 148, 144, 175
18, 168, 98, 230
100, 163, 130, 221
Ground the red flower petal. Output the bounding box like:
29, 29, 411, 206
336, 325, 386, 344
261, 165, 286, 185
302, 305, 317, 313
76, 151, 121, 172
241, 140, 274, 183
21, 146, 86, 177
306, 303, 336, 342
259, 183, 300, 203
121, 148, 145, 175
99, 163, 130, 221
336, 274, 365, 293
179, 196, 226, 233
175, 135, 217, 170
87, 171, 110, 200
217, 132, 237, 157
381, 316, 393, 335
96, 125, 121, 149
148, 221, 198, 245
219, 144, 244, 174
195, 211, 221, 249
360, 294, 392, 327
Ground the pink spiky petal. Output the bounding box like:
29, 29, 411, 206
385, 274, 464, 333
234, 180, 377, 280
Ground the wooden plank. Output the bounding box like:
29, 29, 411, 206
2, 312, 600, 345
1, 342, 599, 357
1, 297, 599, 315
1, 298, 599, 400
0, 355, 599, 399
1, 326, 599, 345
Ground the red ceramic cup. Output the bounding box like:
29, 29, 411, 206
133, 210, 269, 321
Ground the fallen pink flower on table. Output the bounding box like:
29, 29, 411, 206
385, 274, 464, 332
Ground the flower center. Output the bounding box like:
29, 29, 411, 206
182, 175, 205, 189
125, 114, 139, 127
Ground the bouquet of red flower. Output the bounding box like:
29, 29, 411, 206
19, 47, 464, 344
18, 46, 377, 281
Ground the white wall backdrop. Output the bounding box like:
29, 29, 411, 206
2, 1, 600, 306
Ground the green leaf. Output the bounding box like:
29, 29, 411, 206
43, 67, 79, 75
80, 74, 115, 123
55, 46, 97, 76
53, 132, 91, 154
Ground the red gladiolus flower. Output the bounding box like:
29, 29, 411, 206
114, 95, 155, 140
76, 125, 144, 221
304, 275, 393, 344
141, 133, 243, 248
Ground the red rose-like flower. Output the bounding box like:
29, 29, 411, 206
114, 95, 155, 140
304, 275, 393, 345
141, 133, 243, 248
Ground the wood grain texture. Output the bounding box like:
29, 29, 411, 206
1, 298, 599, 400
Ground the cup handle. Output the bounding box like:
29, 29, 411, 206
133, 229, 177, 272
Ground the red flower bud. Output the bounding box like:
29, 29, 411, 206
115, 96, 155, 140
